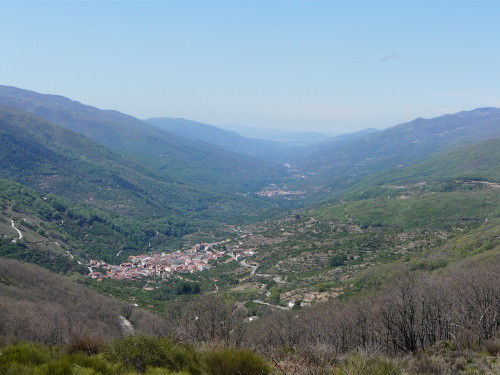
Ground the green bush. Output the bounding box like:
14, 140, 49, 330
64, 337, 108, 356
332, 353, 401, 375
329, 253, 347, 267
0, 362, 44, 375
202, 348, 271, 375
0, 343, 55, 367
106, 336, 199, 373
145, 369, 192, 375
0, 340, 272, 375
0, 343, 127, 375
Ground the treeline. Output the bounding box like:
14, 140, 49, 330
2, 255, 498, 357
0, 259, 167, 344
160, 256, 500, 358
243, 257, 500, 357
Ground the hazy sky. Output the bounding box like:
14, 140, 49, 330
2, 0, 500, 134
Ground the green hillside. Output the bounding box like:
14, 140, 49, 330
0, 178, 195, 268
316, 189, 498, 229
0, 85, 287, 193
0, 105, 281, 223
295, 108, 500, 194
332, 138, 500, 202
359, 138, 499, 185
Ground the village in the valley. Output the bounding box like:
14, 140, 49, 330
87, 239, 256, 281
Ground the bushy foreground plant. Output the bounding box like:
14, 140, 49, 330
483, 339, 500, 357
0, 338, 274, 375
202, 348, 272, 375
64, 337, 108, 356
0, 342, 55, 367
332, 352, 401, 375
144, 369, 193, 375
105, 336, 200, 374
0, 342, 126, 375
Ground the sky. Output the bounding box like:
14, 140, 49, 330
2, 0, 500, 134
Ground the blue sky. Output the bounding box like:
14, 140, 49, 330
2, 0, 500, 133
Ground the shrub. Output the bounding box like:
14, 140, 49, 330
0, 362, 44, 375
332, 353, 401, 375
406, 353, 460, 375
106, 336, 198, 373
329, 254, 347, 267
145, 369, 192, 375
0, 343, 126, 375
202, 348, 271, 375
64, 337, 108, 356
0, 342, 55, 366
484, 339, 500, 357
62, 353, 127, 375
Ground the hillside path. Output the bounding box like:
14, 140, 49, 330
11, 220, 23, 240
252, 299, 289, 310
240, 259, 258, 276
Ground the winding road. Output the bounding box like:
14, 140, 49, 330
252, 299, 289, 310
10, 220, 23, 241
240, 259, 258, 276
9, 218, 89, 273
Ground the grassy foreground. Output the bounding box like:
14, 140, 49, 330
0, 337, 271, 375
2, 335, 500, 375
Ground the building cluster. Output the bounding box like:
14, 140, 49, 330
256, 183, 304, 197
256, 189, 303, 197
87, 240, 256, 281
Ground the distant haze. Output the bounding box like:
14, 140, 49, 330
1, 1, 500, 133
219, 124, 332, 140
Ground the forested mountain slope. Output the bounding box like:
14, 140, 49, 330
0, 105, 277, 221
0, 101, 498, 374
296, 107, 500, 192
0, 259, 166, 343
330, 138, 500, 201
365, 137, 500, 184
0, 178, 195, 268
0, 85, 287, 192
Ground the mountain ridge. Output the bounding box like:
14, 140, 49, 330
295, 106, 500, 194
144, 116, 287, 159
0, 105, 285, 234
0, 85, 288, 193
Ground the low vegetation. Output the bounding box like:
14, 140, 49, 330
0, 338, 272, 375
